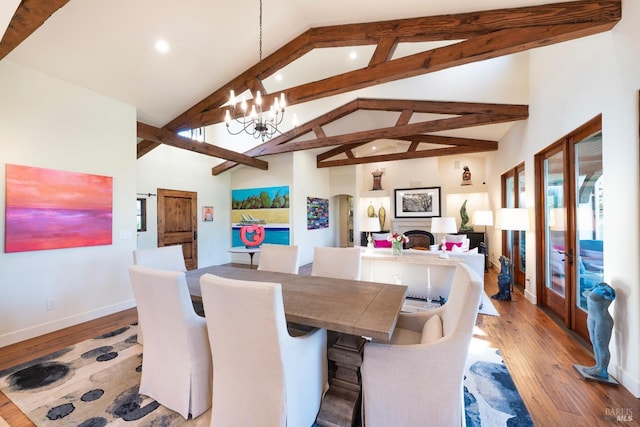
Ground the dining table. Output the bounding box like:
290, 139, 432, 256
185, 264, 408, 427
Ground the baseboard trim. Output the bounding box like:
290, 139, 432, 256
0, 299, 136, 348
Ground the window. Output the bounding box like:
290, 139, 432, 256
137, 198, 147, 232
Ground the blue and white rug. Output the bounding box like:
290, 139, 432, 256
465, 338, 534, 426
0, 325, 530, 426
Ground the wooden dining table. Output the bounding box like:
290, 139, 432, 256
185, 264, 408, 427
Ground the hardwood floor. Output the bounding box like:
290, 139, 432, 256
0, 264, 637, 426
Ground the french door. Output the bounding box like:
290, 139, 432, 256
501, 163, 526, 288
535, 116, 603, 341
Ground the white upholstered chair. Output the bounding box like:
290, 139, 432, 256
128, 265, 212, 419
132, 245, 187, 272
132, 245, 188, 344
200, 273, 327, 427
257, 243, 300, 274
360, 263, 482, 427
311, 246, 362, 280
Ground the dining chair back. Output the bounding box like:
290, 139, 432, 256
200, 273, 327, 427
133, 245, 186, 272
311, 246, 362, 280
128, 265, 212, 419
360, 263, 482, 426
257, 243, 300, 274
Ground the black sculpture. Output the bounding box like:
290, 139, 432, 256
492, 256, 511, 301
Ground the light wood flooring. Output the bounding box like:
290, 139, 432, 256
0, 264, 638, 426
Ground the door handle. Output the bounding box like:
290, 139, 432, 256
557, 249, 574, 265
194, 230, 197, 240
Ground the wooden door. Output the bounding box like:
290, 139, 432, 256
157, 188, 198, 270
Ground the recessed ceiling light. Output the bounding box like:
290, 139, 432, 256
371, 146, 377, 150
275, 73, 283, 81
349, 51, 357, 60
155, 39, 170, 54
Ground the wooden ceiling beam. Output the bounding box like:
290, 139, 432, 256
212, 99, 526, 174
262, 113, 524, 156
137, 122, 268, 170
0, 0, 70, 60
175, 0, 619, 131
316, 135, 498, 162
317, 145, 494, 168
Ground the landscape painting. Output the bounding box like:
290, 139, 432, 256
5, 164, 113, 253
231, 185, 290, 246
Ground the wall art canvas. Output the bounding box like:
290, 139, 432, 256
307, 197, 329, 229
5, 164, 113, 252
231, 185, 290, 246
394, 186, 441, 218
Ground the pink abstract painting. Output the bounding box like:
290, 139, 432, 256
5, 164, 113, 252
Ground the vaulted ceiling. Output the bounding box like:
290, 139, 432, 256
1, 0, 621, 174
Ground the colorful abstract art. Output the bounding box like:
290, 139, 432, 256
307, 197, 329, 229
5, 164, 113, 253
231, 186, 290, 246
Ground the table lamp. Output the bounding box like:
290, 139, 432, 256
361, 216, 381, 250
430, 216, 457, 257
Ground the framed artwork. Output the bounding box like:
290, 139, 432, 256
231, 185, 290, 246
202, 206, 214, 222
5, 164, 113, 252
394, 187, 441, 218
307, 197, 329, 229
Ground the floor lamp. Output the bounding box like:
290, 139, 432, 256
473, 210, 494, 272
361, 216, 381, 252
430, 217, 457, 258
496, 208, 530, 300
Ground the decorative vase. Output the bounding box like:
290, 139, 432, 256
392, 241, 403, 256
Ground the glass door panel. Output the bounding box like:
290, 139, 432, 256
544, 150, 567, 301
573, 132, 603, 334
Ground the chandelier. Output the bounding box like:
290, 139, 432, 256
225, 0, 287, 141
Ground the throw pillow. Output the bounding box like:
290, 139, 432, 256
445, 234, 466, 243
420, 314, 443, 344
374, 239, 392, 248
444, 241, 463, 251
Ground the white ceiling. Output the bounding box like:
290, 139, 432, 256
2, 0, 571, 151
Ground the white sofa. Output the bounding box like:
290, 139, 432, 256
361, 248, 485, 301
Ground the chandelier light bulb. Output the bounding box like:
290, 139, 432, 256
280, 93, 286, 111
229, 90, 236, 106
241, 97, 247, 113
255, 91, 262, 106
225, 110, 231, 126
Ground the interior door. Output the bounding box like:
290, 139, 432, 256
501, 163, 526, 288
157, 188, 198, 270
536, 116, 603, 341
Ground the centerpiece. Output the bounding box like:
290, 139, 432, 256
387, 232, 409, 256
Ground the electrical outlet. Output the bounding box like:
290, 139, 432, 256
47, 298, 56, 310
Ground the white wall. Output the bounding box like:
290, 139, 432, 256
293, 150, 333, 264
135, 144, 232, 268
0, 61, 137, 346
486, 0, 640, 396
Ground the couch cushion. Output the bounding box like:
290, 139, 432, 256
420, 314, 443, 344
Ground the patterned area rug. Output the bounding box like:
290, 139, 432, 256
0, 325, 530, 426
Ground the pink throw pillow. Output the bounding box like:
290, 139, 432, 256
374, 239, 392, 248
444, 241, 463, 251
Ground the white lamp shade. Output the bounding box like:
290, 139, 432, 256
361, 216, 381, 233
431, 217, 457, 234
496, 208, 530, 231
472, 210, 494, 227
